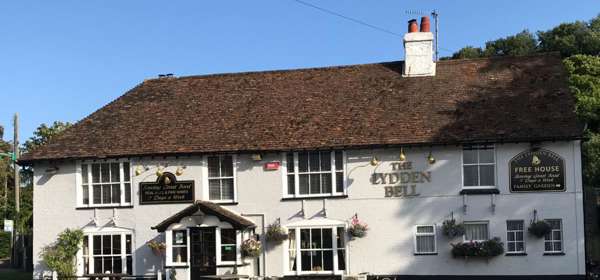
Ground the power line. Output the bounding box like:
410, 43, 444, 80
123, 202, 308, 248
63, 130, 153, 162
290, 0, 403, 38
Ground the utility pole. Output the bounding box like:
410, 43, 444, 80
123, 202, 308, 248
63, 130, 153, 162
432, 10, 439, 61
12, 113, 20, 269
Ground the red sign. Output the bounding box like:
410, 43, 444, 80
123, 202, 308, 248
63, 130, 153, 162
264, 161, 280, 171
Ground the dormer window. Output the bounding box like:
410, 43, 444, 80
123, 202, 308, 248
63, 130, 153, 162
78, 161, 132, 208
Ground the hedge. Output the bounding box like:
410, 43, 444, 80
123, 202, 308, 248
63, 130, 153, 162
0, 232, 10, 259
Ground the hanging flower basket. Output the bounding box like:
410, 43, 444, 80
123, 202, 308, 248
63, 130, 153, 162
451, 237, 504, 258
348, 215, 368, 238
442, 219, 465, 238
241, 238, 262, 258
528, 220, 552, 238
265, 222, 288, 243
147, 240, 166, 256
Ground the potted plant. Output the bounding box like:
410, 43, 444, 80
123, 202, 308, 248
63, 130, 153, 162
528, 210, 552, 238
241, 238, 262, 258
147, 240, 166, 256
265, 221, 288, 243
442, 218, 465, 238
450, 237, 504, 258
348, 214, 368, 238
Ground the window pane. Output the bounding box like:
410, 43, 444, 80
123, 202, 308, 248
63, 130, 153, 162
124, 183, 131, 203
299, 175, 309, 195
507, 221, 523, 231
465, 223, 488, 240
93, 235, 101, 255
221, 245, 236, 262
320, 151, 331, 171
287, 175, 295, 195
545, 242, 553, 251
173, 231, 187, 245
82, 165, 89, 183
123, 162, 130, 182
508, 243, 515, 252
463, 149, 477, 164
110, 163, 120, 182
323, 250, 333, 271
337, 250, 346, 270
82, 185, 89, 205
126, 234, 132, 255
92, 164, 101, 183
112, 235, 121, 255
221, 229, 236, 244
311, 229, 322, 248
479, 149, 494, 163
83, 236, 89, 255
209, 179, 221, 200
336, 227, 345, 248
322, 229, 332, 248
298, 152, 309, 172
126, 256, 132, 275
417, 226, 434, 233
93, 185, 101, 204
321, 173, 332, 194
300, 251, 311, 271
507, 232, 515, 241
101, 163, 110, 183
286, 153, 294, 173
417, 236, 435, 253
335, 151, 343, 171
310, 174, 321, 194
516, 231, 523, 241
221, 156, 233, 177
111, 184, 120, 203
221, 179, 234, 200
172, 247, 187, 263
312, 251, 323, 271
94, 257, 102, 273
516, 242, 524, 252
479, 165, 495, 186
207, 156, 220, 177
463, 166, 478, 186
309, 152, 320, 172
113, 257, 122, 274
103, 235, 112, 254
300, 229, 310, 249
102, 185, 112, 204
336, 172, 344, 193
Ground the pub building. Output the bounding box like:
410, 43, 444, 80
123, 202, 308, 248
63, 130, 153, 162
23, 17, 585, 280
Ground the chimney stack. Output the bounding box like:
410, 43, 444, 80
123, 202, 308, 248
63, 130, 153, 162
403, 16, 436, 77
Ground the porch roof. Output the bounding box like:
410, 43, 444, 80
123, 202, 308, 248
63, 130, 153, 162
151, 200, 255, 232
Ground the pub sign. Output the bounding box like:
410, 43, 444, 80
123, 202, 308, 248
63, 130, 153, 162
509, 149, 565, 192
140, 172, 195, 204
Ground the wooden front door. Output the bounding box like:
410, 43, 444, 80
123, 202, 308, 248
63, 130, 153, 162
190, 227, 217, 278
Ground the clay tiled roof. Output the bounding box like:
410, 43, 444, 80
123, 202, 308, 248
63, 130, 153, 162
20, 53, 582, 163
152, 200, 255, 231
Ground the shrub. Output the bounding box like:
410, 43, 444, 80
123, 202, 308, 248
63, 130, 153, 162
442, 219, 465, 238
451, 237, 504, 258
41, 229, 84, 277
0, 232, 10, 259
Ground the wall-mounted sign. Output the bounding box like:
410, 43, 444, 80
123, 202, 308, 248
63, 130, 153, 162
139, 172, 195, 204
371, 161, 431, 198
510, 149, 565, 192
3, 219, 13, 233
264, 161, 280, 171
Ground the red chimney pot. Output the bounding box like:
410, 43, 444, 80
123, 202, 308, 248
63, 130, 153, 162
420, 16, 431, 32
408, 19, 418, 33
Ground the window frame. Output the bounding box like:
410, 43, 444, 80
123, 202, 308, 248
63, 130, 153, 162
166, 228, 191, 267
506, 220, 526, 254
203, 155, 238, 203
544, 219, 564, 254
281, 151, 347, 199
414, 225, 437, 254
78, 229, 134, 276
461, 144, 497, 189
285, 225, 347, 276
76, 160, 132, 208
463, 221, 490, 243
215, 227, 242, 265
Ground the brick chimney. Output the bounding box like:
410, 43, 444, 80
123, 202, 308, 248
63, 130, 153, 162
403, 16, 435, 77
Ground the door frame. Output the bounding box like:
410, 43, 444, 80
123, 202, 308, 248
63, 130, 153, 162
190, 226, 218, 278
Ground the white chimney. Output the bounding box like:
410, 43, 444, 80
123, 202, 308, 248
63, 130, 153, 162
403, 17, 436, 77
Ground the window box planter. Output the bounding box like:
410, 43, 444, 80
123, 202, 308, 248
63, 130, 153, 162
451, 237, 504, 258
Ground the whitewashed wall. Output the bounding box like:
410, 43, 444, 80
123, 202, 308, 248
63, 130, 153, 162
32, 141, 584, 278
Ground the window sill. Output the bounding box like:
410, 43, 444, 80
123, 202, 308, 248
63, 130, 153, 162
76, 205, 134, 210
216, 262, 251, 267
459, 188, 500, 195
505, 252, 527, 256
414, 252, 438, 256
281, 195, 348, 201
164, 265, 189, 268
212, 201, 239, 206
543, 252, 565, 256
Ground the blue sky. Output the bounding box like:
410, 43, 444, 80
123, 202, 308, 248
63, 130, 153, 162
0, 0, 598, 144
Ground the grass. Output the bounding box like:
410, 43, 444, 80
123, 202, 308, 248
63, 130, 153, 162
0, 269, 33, 280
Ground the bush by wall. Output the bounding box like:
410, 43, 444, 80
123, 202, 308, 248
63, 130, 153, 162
0, 232, 10, 259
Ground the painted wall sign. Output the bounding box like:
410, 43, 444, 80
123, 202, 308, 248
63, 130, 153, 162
510, 149, 565, 192
139, 172, 195, 204
264, 161, 280, 171
371, 161, 431, 198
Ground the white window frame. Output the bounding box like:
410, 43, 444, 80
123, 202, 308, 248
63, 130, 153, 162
78, 229, 134, 275
414, 225, 437, 254
284, 225, 347, 276
544, 219, 564, 253
203, 155, 238, 203
461, 144, 496, 189
463, 221, 490, 242
506, 220, 526, 254
281, 151, 347, 198
76, 160, 132, 208
166, 228, 190, 267
215, 227, 242, 265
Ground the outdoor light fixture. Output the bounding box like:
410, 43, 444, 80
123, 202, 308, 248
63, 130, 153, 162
427, 151, 436, 164
156, 165, 164, 177
44, 166, 59, 174
175, 166, 186, 176
399, 148, 406, 162
369, 156, 380, 166
251, 154, 262, 161
135, 165, 144, 176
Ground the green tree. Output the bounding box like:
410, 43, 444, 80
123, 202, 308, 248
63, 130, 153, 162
482, 30, 538, 57
22, 121, 72, 154
451, 46, 484, 59
538, 20, 600, 57
41, 229, 83, 277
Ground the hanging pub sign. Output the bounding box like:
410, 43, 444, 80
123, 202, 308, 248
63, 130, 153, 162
139, 172, 195, 204
509, 149, 565, 192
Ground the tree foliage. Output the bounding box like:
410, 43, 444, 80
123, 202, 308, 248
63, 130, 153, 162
41, 229, 83, 277
22, 121, 72, 154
